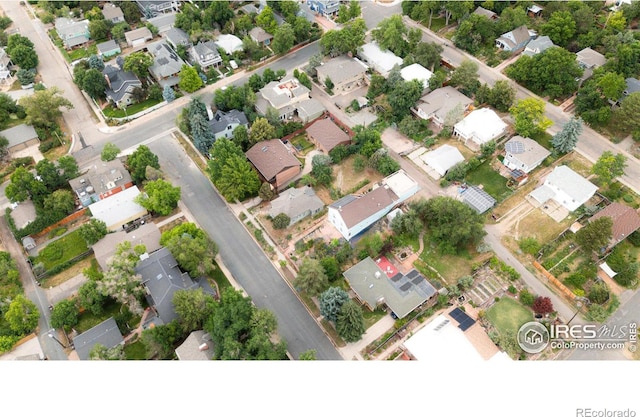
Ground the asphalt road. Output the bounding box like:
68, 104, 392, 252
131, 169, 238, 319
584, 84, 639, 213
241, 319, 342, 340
147, 135, 342, 360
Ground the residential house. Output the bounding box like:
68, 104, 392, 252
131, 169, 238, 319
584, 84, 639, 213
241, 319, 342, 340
190, 40, 222, 69
460, 184, 496, 214
175, 330, 214, 360
267, 186, 325, 226
527, 4, 544, 17
0, 47, 13, 84
328, 170, 419, 240
0, 124, 40, 157
165, 27, 191, 50
249, 27, 273, 46
72, 317, 124, 360
623, 78, 640, 97
88, 185, 148, 231
101, 57, 143, 109
576, 47, 606, 82
148, 41, 186, 87
246, 139, 302, 191
495, 25, 536, 52
473, 6, 498, 20
297, 98, 325, 124
209, 109, 248, 141
343, 256, 437, 319
136, 0, 181, 19
589, 202, 640, 252
215, 34, 244, 55
307, 0, 341, 18
136, 247, 216, 326
522, 35, 555, 57
255, 77, 311, 120
357, 42, 403, 77
315, 55, 368, 96
306, 117, 351, 153
92, 222, 161, 271
125, 27, 153, 48
240, 3, 263, 16
420, 144, 465, 178
529, 165, 597, 212
96, 40, 121, 58
70, 159, 134, 207
400, 63, 433, 91
413, 86, 473, 127
102, 3, 125, 24
54, 17, 90, 50
147, 13, 177, 34
453, 108, 508, 149
502, 136, 550, 174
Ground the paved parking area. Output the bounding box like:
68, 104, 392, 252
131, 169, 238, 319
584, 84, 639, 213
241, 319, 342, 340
381, 128, 419, 155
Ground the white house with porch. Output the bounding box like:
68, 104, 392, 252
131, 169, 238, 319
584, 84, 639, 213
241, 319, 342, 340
529, 165, 597, 212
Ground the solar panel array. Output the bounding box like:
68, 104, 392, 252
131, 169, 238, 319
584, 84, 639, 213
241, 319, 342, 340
462, 186, 496, 214
449, 307, 476, 331
505, 140, 525, 154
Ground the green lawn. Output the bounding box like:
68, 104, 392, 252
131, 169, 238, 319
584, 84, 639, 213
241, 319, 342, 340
290, 134, 314, 154
466, 160, 511, 202
486, 297, 532, 336
103, 98, 163, 118
419, 242, 475, 285
362, 306, 387, 329
530, 131, 553, 151
76, 301, 140, 334
124, 340, 147, 360
210, 261, 232, 293
426, 16, 447, 32
35, 229, 89, 271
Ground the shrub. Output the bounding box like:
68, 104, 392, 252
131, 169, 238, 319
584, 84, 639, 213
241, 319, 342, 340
518, 237, 541, 256
565, 272, 588, 289
508, 285, 517, 294
519, 289, 535, 306
272, 213, 291, 230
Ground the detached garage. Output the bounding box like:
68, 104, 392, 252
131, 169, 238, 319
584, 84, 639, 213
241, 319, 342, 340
1, 124, 40, 157
420, 144, 465, 178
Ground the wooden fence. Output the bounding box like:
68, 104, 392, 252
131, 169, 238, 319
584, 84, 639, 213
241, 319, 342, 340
532, 260, 576, 301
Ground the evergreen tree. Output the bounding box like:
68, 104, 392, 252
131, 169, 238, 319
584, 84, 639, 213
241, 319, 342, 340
336, 300, 365, 342
162, 85, 175, 102
319, 287, 350, 323
551, 117, 583, 154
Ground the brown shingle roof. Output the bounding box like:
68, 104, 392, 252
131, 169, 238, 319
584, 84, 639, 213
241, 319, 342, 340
590, 202, 640, 247
306, 118, 351, 153
246, 139, 301, 182
336, 186, 399, 228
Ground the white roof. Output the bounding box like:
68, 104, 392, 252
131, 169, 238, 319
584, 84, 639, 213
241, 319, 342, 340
88, 186, 147, 229
545, 165, 598, 204
403, 315, 484, 362
600, 262, 617, 278
420, 144, 464, 176
400, 63, 433, 89
215, 34, 244, 54
358, 42, 402, 75
455, 108, 507, 145
382, 169, 419, 199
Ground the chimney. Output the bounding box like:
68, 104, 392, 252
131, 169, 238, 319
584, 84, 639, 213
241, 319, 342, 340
198, 343, 209, 351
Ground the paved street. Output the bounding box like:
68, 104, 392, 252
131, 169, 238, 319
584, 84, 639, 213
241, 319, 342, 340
147, 135, 342, 360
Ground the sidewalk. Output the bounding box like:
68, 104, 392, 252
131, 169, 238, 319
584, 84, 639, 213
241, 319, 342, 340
338, 314, 396, 360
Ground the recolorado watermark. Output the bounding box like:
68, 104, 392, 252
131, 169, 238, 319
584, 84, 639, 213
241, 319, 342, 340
517, 321, 637, 353
576, 409, 636, 417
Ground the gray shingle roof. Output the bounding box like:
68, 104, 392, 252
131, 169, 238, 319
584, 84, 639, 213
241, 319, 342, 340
268, 186, 324, 221
166, 27, 191, 48
102, 64, 142, 103
316, 55, 367, 87
97, 40, 120, 55
72, 317, 123, 360
0, 124, 38, 148
249, 27, 273, 43
148, 41, 185, 79
209, 109, 248, 134
624, 78, 640, 95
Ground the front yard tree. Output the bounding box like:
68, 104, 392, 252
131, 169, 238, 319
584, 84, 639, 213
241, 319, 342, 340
189, 111, 215, 153
613, 92, 640, 135
551, 117, 582, 154
4, 294, 39, 335
216, 154, 261, 202
403, 41, 442, 72
294, 258, 329, 296
123, 52, 153, 82
19, 87, 73, 130
509, 98, 553, 138
272, 23, 295, 55
576, 217, 613, 254
9, 44, 38, 70
178, 64, 203, 93
173, 288, 217, 333
162, 85, 175, 102
58, 155, 80, 181
449, 59, 480, 95
387, 79, 423, 121
50, 299, 79, 332
16, 68, 35, 86
208, 138, 243, 179
272, 213, 291, 230
258, 182, 275, 201
87, 54, 105, 71
597, 72, 626, 102
336, 299, 365, 342
371, 15, 411, 57
249, 117, 276, 145
89, 19, 111, 41
319, 287, 350, 323
160, 222, 218, 277
136, 179, 180, 216
82, 68, 108, 99
489, 80, 516, 113
540, 11, 576, 47
532, 296, 554, 315
101, 142, 120, 161
126, 145, 160, 184
591, 151, 627, 185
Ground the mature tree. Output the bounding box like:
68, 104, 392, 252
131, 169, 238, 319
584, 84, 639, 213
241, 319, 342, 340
173, 288, 217, 333
135, 179, 180, 216
160, 222, 218, 278
607, 246, 639, 287
8, 44, 38, 70
213, 84, 255, 112
126, 145, 160, 184
488, 80, 516, 113
0, 136, 9, 160
294, 258, 329, 296
5, 166, 47, 204
496, 6, 528, 33
7, 34, 33, 53
443, 0, 474, 25
256, 5, 278, 34
81, 68, 108, 99
371, 15, 411, 57
123, 52, 153, 81
311, 154, 333, 186
44, 190, 75, 217
0, 93, 22, 130
336, 299, 365, 343
319, 18, 366, 57
97, 242, 145, 315
551, 117, 582, 154
319, 287, 350, 323
249, 117, 276, 145
189, 112, 215, 153
58, 155, 80, 181
449, 60, 479, 95
588, 281, 610, 305
203, 1, 234, 30
90, 344, 125, 360
110, 22, 130, 41
540, 11, 576, 47
319, 257, 341, 282
119, 1, 141, 24
35, 158, 64, 190
272, 22, 295, 55
597, 72, 626, 102
4, 295, 39, 335
258, 182, 275, 201
509, 98, 553, 138
405, 0, 441, 28
78, 280, 106, 316
78, 219, 108, 247
272, 213, 291, 230
391, 209, 423, 237
50, 299, 79, 332
207, 138, 244, 179
89, 19, 111, 41
532, 296, 554, 315
298, 349, 317, 360
353, 126, 382, 158
428, 70, 447, 91
404, 41, 442, 71
162, 85, 175, 102
591, 151, 627, 185
18, 87, 73, 129
141, 320, 182, 359
232, 124, 250, 152
387, 79, 423, 121
101, 142, 120, 161
178, 64, 203, 93
16, 68, 35, 86
613, 92, 640, 135
454, 14, 496, 54
576, 216, 613, 255
215, 154, 261, 202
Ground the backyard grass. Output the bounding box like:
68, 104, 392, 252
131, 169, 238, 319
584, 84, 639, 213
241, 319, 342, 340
485, 297, 532, 336
511, 208, 574, 243
124, 340, 147, 360
103, 98, 163, 119
35, 229, 89, 271
76, 301, 140, 334
290, 134, 314, 154
40, 255, 94, 289
418, 240, 490, 286
428, 16, 447, 32
465, 160, 511, 202
530, 131, 553, 151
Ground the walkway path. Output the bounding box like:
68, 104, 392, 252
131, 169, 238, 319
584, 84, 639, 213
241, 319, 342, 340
338, 314, 396, 360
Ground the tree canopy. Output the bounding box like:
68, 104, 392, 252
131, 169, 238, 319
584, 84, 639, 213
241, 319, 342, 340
319, 287, 350, 323
126, 145, 160, 184
336, 299, 365, 342
591, 151, 627, 185
294, 258, 329, 296
18, 87, 73, 129
551, 117, 582, 154
509, 98, 553, 138
173, 288, 217, 333
135, 179, 181, 216
160, 222, 218, 278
